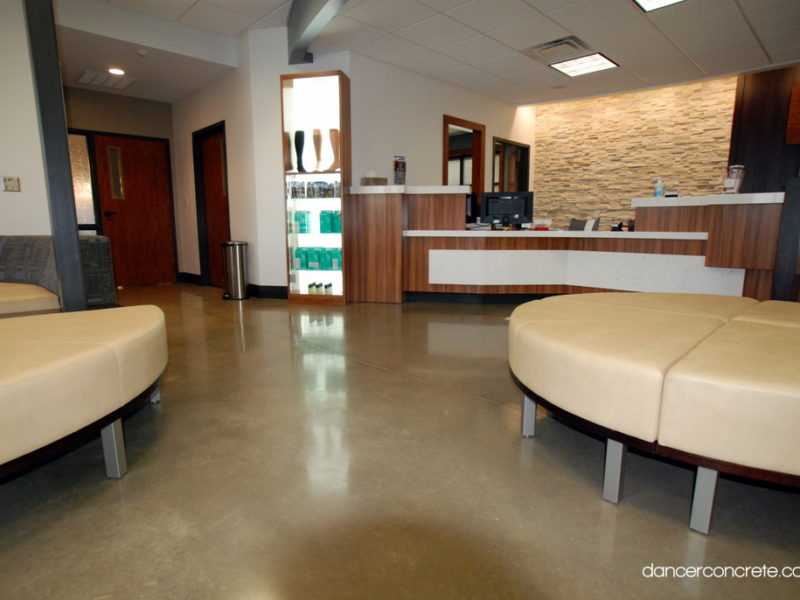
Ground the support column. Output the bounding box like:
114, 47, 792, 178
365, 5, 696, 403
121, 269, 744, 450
101, 418, 127, 479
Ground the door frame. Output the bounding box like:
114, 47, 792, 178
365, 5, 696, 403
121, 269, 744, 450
69, 128, 179, 282
192, 121, 228, 286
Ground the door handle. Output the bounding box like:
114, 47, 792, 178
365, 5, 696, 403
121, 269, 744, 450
104, 210, 118, 217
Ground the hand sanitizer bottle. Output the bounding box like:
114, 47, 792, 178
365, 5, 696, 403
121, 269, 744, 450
654, 177, 665, 197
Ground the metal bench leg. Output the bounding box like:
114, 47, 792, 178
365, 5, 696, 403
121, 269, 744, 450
101, 418, 127, 479
521, 394, 537, 437
149, 387, 162, 405
602, 439, 626, 503
689, 466, 718, 534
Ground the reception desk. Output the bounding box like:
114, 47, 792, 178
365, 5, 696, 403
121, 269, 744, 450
345, 188, 788, 303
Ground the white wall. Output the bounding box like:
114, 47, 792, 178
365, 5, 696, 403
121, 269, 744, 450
349, 52, 534, 189
0, 0, 52, 235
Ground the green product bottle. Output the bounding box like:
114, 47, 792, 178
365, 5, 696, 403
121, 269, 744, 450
332, 210, 342, 233
294, 211, 310, 233
319, 247, 333, 271
319, 210, 331, 234
331, 248, 342, 271
294, 247, 307, 270
306, 247, 320, 270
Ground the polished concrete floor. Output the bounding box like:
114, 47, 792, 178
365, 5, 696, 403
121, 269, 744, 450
1, 284, 798, 599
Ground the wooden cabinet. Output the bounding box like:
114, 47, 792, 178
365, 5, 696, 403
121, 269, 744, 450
280, 71, 350, 304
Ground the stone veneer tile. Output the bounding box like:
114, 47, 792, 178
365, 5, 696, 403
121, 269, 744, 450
533, 77, 737, 230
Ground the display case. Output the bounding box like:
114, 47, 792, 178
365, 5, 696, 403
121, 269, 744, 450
281, 71, 350, 304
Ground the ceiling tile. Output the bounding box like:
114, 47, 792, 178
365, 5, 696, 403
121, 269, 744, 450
523, 0, 583, 12
417, 0, 473, 10
577, 15, 667, 51
738, 0, 800, 63
312, 16, 386, 51
395, 14, 480, 49
257, 1, 291, 27
355, 34, 430, 64
503, 62, 570, 87
110, 0, 196, 21
545, 0, 641, 31
625, 58, 705, 86
573, 66, 647, 93
178, 2, 257, 36
645, 0, 742, 31
665, 16, 766, 57
486, 15, 570, 50
344, 0, 438, 33
395, 51, 468, 79
205, 0, 287, 19
475, 52, 541, 77
438, 35, 514, 63
446, 0, 542, 33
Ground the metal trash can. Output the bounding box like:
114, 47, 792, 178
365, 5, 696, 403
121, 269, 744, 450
221, 241, 248, 300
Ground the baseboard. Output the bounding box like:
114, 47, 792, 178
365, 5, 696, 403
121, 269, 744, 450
403, 291, 550, 304
177, 272, 204, 285
247, 284, 288, 299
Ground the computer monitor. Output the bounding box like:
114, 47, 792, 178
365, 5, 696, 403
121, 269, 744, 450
480, 191, 533, 226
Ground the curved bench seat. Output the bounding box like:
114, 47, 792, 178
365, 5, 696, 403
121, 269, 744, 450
508, 292, 799, 533
0, 305, 167, 477
0, 282, 60, 316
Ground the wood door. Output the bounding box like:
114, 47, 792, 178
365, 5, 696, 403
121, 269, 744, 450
93, 135, 176, 286
198, 128, 230, 287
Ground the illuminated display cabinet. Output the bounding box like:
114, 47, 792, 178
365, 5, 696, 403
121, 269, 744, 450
280, 70, 350, 304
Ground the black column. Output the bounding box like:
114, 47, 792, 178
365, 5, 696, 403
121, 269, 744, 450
24, 0, 87, 311
773, 178, 800, 301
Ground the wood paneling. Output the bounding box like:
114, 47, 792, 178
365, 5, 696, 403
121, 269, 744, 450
729, 66, 800, 193
403, 236, 706, 293
405, 193, 467, 230
742, 269, 774, 301
343, 193, 403, 303
635, 206, 709, 232
705, 203, 782, 269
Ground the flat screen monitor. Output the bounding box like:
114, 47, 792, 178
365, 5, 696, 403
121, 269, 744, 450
480, 191, 533, 226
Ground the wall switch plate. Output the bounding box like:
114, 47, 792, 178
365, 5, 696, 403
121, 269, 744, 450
2, 176, 21, 192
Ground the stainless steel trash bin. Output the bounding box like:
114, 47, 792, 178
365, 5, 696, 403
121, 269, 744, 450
222, 241, 248, 300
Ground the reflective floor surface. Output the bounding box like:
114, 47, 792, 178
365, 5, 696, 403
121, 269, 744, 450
1, 284, 798, 599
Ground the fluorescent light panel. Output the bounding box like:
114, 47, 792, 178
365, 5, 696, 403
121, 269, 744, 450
550, 53, 618, 77
633, 0, 686, 11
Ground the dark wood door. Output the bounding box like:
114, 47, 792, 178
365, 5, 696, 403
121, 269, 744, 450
199, 129, 230, 287
93, 135, 176, 286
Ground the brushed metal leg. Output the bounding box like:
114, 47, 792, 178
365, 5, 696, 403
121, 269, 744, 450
521, 394, 537, 438
689, 466, 718, 534
101, 418, 127, 479
602, 439, 626, 504
149, 387, 162, 405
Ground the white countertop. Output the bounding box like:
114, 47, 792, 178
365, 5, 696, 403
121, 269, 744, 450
631, 192, 784, 208
349, 185, 470, 195
403, 230, 708, 240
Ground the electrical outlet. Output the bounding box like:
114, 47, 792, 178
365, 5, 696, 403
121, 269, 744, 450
2, 176, 21, 192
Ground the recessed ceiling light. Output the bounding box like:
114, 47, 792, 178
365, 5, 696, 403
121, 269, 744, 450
550, 54, 618, 77
108, 67, 125, 76
633, 0, 686, 11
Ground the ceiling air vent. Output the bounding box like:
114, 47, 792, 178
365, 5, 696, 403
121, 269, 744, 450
77, 70, 134, 91
521, 36, 592, 65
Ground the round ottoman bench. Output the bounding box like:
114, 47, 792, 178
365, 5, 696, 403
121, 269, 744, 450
508, 292, 800, 533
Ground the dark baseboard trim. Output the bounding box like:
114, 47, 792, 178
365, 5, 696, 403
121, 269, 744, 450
404, 292, 551, 305
247, 284, 288, 299
177, 272, 205, 285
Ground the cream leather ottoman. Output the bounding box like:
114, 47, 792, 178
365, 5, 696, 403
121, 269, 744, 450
0, 305, 168, 478
0, 282, 60, 316
507, 292, 797, 534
